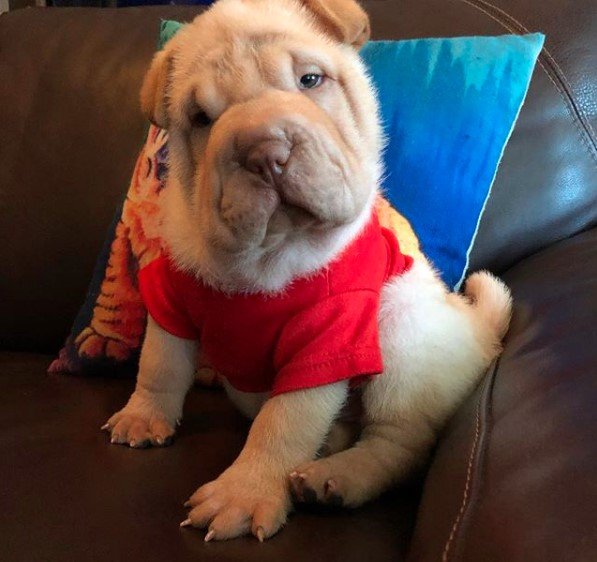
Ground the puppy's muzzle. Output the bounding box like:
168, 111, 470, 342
235, 126, 320, 224
207, 91, 359, 239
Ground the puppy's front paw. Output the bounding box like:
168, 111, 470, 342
182, 465, 290, 541
102, 407, 177, 449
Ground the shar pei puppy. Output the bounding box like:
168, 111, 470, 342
103, 0, 512, 542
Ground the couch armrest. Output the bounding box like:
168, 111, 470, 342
407, 228, 597, 562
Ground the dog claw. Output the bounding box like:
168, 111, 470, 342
183, 500, 192, 508
204, 529, 215, 542
130, 439, 151, 449
100, 423, 110, 431
180, 518, 192, 528
290, 472, 306, 483
323, 479, 344, 506
256, 526, 265, 542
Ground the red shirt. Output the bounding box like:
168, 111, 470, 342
138, 214, 412, 395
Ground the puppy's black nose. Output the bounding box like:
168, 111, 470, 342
245, 140, 290, 184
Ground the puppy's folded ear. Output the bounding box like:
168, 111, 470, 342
140, 48, 173, 129
301, 0, 370, 49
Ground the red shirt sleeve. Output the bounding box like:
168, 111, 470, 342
272, 290, 383, 395
138, 256, 198, 340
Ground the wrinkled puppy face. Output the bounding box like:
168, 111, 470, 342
142, 0, 382, 256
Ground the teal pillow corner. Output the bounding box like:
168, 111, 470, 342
159, 19, 184, 48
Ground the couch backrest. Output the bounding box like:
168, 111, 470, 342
1, 1, 595, 353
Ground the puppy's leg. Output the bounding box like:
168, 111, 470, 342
103, 316, 197, 448
291, 260, 511, 507
318, 387, 363, 457
183, 381, 348, 541
318, 420, 360, 457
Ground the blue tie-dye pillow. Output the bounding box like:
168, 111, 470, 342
360, 35, 544, 287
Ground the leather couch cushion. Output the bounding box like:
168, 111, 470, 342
408, 227, 597, 561
0, 352, 421, 561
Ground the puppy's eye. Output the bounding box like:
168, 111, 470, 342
190, 110, 212, 128
299, 73, 324, 90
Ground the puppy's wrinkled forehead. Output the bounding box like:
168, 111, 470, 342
141, 0, 371, 128
174, 13, 337, 112
199, 39, 331, 108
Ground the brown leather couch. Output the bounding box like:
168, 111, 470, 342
1, 2, 595, 560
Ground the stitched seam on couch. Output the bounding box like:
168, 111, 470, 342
454, 0, 597, 166
441, 358, 499, 561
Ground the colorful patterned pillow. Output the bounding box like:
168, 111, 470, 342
49, 23, 543, 376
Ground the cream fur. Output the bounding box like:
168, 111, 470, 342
105, 317, 197, 447
104, 0, 513, 542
